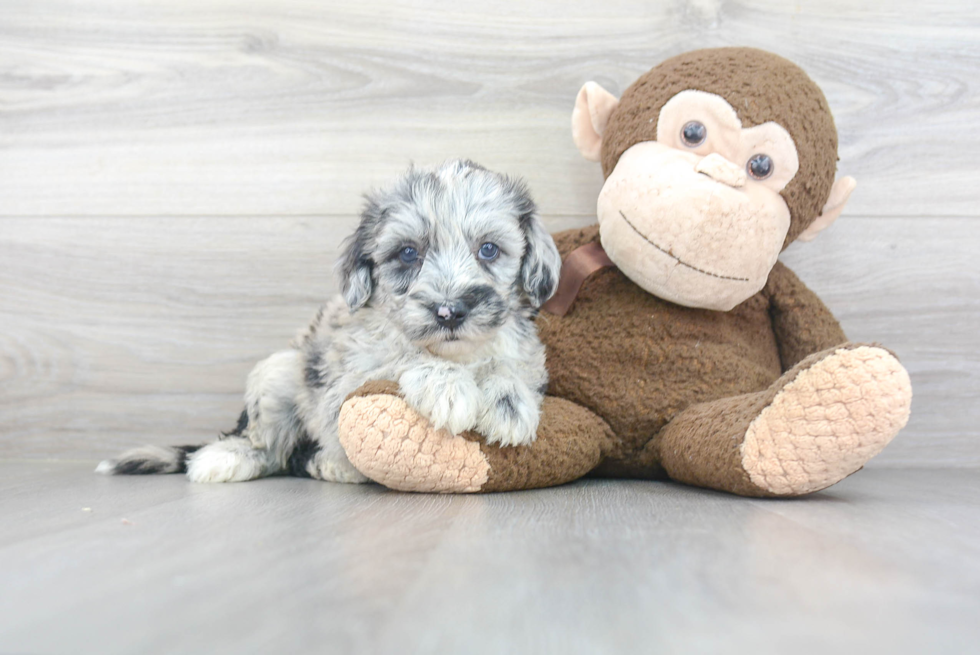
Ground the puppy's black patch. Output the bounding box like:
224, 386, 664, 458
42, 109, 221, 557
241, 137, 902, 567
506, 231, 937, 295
221, 409, 249, 439
173, 445, 203, 473
459, 284, 496, 309
112, 444, 202, 475
533, 266, 555, 306
305, 350, 326, 388
286, 433, 321, 478
496, 395, 518, 420
113, 458, 169, 475
459, 284, 507, 329
389, 266, 418, 296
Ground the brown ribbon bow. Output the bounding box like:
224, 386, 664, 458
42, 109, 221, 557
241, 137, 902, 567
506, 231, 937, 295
540, 240, 616, 317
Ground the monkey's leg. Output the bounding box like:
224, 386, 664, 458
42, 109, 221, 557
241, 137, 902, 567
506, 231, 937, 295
643, 344, 912, 497
337, 381, 614, 493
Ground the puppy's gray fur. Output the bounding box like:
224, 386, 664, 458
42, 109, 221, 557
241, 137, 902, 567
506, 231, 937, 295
97, 160, 562, 483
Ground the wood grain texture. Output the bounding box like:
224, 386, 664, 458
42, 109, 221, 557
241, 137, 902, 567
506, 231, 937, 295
1, 0, 980, 217
1, 463, 979, 654
2, 216, 976, 467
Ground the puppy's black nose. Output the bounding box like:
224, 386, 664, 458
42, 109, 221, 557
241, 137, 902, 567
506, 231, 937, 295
434, 303, 468, 329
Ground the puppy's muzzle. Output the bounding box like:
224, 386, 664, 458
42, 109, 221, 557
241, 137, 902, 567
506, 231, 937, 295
433, 301, 469, 329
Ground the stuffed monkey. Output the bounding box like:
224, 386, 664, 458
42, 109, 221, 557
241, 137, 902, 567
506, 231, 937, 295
336, 47, 913, 497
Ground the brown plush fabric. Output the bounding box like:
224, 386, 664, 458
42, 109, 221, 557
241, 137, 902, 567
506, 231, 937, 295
600, 47, 838, 247
478, 396, 614, 492
345, 379, 402, 402
763, 262, 848, 369
535, 225, 848, 474
540, 226, 787, 463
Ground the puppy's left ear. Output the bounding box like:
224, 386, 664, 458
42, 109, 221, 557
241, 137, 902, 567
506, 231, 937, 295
518, 202, 562, 308
337, 199, 380, 312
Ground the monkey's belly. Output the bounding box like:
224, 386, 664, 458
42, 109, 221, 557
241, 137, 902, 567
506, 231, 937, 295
537, 267, 782, 454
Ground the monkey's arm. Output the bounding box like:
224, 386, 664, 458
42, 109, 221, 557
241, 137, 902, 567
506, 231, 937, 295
763, 261, 848, 372
337, 382, 613, 493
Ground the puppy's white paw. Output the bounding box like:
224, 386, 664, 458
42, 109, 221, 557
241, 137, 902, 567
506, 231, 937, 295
477, 379, 541, 447
312, 449, 370, 484
400, 362, 481, 435
185, 442, 266, 483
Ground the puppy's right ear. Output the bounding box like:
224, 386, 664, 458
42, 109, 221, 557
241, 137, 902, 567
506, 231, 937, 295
337, 199, 381, 312
520, 212, 562, 308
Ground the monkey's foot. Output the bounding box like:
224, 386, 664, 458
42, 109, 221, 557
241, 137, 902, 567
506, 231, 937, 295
740, 345, 912, 495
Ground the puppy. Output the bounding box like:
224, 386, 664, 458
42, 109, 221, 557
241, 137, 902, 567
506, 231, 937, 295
97, 160, 562, 483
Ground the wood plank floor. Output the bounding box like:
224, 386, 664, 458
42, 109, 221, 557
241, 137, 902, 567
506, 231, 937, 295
1, 462, 978, 654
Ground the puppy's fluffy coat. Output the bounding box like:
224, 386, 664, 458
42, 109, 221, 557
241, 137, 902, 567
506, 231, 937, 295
97, 160, 562, 483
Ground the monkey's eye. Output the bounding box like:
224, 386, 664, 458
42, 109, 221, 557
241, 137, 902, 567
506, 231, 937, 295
478, 242, 500, 261
681, 121, 707, 147
398, 246, 419, 264
747, 154, 774, 180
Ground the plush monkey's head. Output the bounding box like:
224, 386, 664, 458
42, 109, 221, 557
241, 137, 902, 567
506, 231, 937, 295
572, 48, 856, 311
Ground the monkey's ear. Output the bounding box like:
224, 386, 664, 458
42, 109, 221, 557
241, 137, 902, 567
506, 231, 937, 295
797, 176, 857, 242
571, 82, 620, 162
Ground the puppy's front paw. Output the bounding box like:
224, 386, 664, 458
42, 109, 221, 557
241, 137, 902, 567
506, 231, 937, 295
477, 379, 541, 447
312, 450, 370, 484
400, 363, 481, 435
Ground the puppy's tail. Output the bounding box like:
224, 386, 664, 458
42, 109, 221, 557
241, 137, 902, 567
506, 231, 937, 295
95, 444, 203, 475
96, 410, 248, 476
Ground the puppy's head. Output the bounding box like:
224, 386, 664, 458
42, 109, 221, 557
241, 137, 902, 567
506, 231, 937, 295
337, 160, 561, 355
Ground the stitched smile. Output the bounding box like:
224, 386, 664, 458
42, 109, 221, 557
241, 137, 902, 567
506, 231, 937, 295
617, 210, 750, 282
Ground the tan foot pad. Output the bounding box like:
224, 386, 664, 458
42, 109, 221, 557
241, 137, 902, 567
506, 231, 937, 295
741, 346, 912, 496
338, 393, 490, 493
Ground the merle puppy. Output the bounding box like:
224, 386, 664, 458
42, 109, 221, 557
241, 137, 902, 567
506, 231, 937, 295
98, 160, 562, 483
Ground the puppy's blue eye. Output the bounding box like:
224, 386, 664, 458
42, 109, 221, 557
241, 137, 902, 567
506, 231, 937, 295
399, 246, 418, 264
478, 242, 500, 261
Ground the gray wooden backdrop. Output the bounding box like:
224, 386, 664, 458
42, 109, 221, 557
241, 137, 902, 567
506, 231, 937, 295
1, 0, 978, 467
